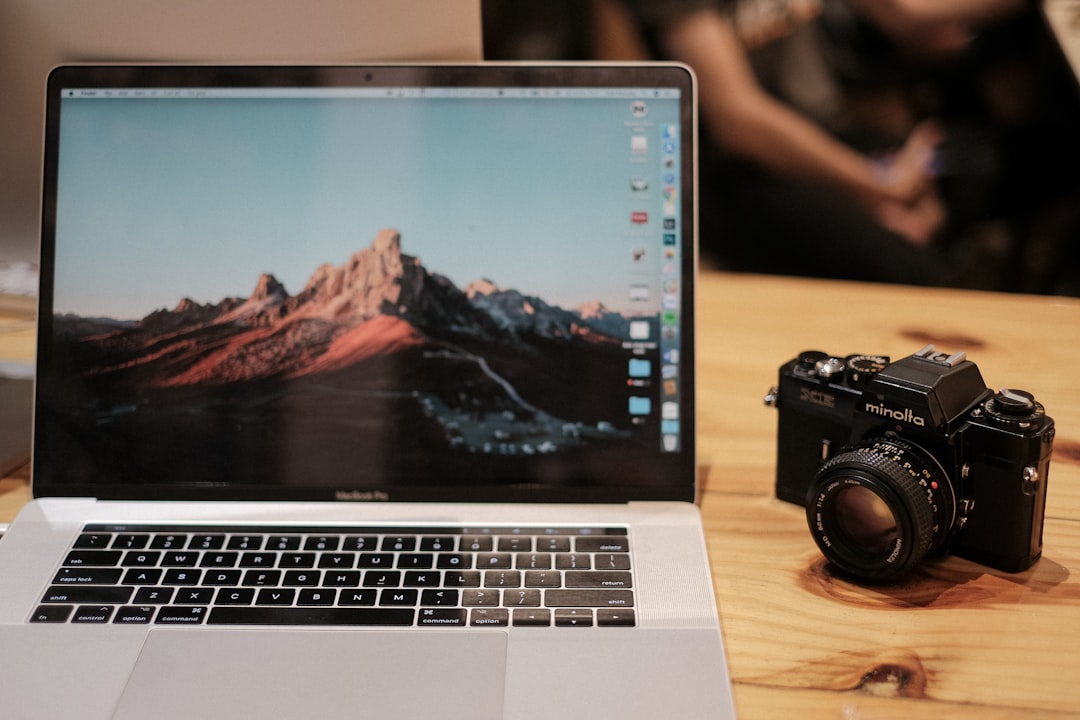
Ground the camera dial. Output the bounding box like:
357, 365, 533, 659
807, 438, 956, 581
846, 354, 888, 384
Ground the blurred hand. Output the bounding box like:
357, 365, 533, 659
867, 120, 947, 246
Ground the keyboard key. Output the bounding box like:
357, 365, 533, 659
155, 606, 208, 624
318, 554, 357, 569
536, 537, 571, 552
420, 536, 455, 551
122, 568, 163, 585
283, 571, 321, 587
189, 534, 226, 550
122, 551, 162, 567
597, 608, 636, 627
555, 608, 593, 627
381, 536, 416, 552
111, 534, 150, 550
498, 536, 532, 552
339, 589, 377, 606
420, 589, 459, 606
544, 590, 634, 608
279, 553, 316, 568
323, 571, 362, 587
505, 589, 541, 607
575, 537, 629, 553
72, 605, 116, 623
484, 571, 521, 588
113, 606, 156, 624
199, 552, 239, 568
215, 588, 255, 605
242, 570, 282, 586
363, 571, 401, 587
304, 536, 340, 551
593, 553, 631, 571
176, 587, 215, 604
63, 550, 122, 567
239, 552, 276, 567
403, 571, 441, 587
437, 554, 472, 570
151, 534, 189, 550
555, 553, 590, 570
162, 569, 202, 585
227, 535, 264, 550
516, 553, 552, 570
73, 534, 111, 549
443, 571, 481, 587
207, 607, 414, 626
161, 551, 198, 567
397, 553, 433, 569
477, 553, 512, 569
267, 536, 301, 551
53, 568, 123, 585
418, 608, 467, 626
512, 608, 550, 626
460, 536, 493, 552
298, 589, 337, 606
30, 605, 74, 623
133, 587, 175, 604
379, 589, 418, 606
564, 571, 633, 588
462, 589, 500, 607
42, 586, 133, 604
523, 571, 560, 588
202, 570, 242, 586
357, 553, 394, 568
470, 608, 508, 626
343, 536, 378, 551
256, 588, 296, 606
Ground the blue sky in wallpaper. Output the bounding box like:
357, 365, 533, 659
53, 90, 682, 320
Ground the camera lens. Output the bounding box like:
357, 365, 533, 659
832, 485, 898, 553
806, 439, 955, 581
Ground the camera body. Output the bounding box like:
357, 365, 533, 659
767, 345, 1055, 580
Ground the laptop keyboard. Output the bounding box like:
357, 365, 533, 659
31, 524, 636, 627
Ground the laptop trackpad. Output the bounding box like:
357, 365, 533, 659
112, 629, 507, 720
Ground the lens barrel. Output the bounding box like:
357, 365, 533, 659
806, 439, 955, 581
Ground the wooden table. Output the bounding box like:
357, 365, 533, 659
3, 272, 1080, 718
0, 292, 34, 520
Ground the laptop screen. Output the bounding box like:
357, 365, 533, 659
34, 64, 696, 503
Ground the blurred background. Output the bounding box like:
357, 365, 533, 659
3, 0, 1080, 299
483, 0, 1080, 296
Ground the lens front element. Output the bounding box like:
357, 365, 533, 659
806, 439, 955, 581
833, 484, 899, 554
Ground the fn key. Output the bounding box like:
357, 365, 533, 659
30, 605, 74, 623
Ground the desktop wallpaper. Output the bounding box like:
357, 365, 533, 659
38, 88, 687, 494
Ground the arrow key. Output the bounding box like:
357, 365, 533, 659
555, 608, 594, 627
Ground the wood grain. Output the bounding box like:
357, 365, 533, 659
696, 272, 1080, 718
4, 272, 1080, 717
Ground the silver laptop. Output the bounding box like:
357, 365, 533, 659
0, 63, 735, 720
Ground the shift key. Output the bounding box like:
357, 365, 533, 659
545, 590, 634, 607
42, 586, 133, 604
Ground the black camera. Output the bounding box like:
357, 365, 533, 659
765, 345, 1055, 581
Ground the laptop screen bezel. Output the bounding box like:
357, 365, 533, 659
34, 63, 699, 504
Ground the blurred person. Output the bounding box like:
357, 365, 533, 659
483, 0, 947, 284
606, 0, 954, 285
820, 0, 1080, 294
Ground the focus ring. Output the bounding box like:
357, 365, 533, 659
808, 440, 948, 580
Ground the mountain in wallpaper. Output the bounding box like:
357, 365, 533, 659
45, 230, 648, 485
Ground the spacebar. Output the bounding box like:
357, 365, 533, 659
207, 607, 415, 626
